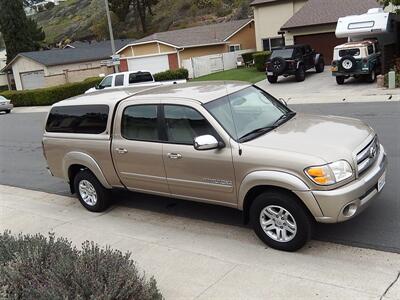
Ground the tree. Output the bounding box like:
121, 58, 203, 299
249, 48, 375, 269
108, 0, 158, 33
381, 0, 400, 13
108, 0, 131, 22
0, 0, 45, 63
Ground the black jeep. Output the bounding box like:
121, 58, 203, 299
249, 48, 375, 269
266, 44, 325, 83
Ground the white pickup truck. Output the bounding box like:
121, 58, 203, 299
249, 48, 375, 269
85, 70, 187, 94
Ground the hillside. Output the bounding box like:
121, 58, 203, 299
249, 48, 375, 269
34, 0, 253, 45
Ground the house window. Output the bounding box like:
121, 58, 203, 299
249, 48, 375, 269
229, 44, 241, 52
262, 37, 285, 51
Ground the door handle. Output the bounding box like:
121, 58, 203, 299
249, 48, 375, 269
167, 153, 182, 160
115, 148, 128, 154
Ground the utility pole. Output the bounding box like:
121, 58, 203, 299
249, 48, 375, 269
104, 0, 119, 72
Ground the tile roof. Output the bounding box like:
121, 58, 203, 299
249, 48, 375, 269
281, 0, 381, 29
127, 19, 253, 49
13, 39, 134, 67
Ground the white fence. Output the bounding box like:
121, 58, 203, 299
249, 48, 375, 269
182, 49, 256, 79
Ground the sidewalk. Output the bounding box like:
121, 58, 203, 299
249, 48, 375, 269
1, 184, 400, 300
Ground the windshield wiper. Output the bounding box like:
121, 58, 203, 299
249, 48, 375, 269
272, 111, 296, 127
239, 126, 277, 143
238, 112, 296, 143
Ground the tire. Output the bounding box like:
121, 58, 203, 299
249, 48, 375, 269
295, 65, 306, 82
250, 190, 313, 252
267, 75, 278, 84
73, 169, 110, 212
340, 56, 356, 72
270, 57, 287, 75
5, 110, 11, 114
336, 76, 345, 85
365, 69, 376, 83
315, 59, 325, 73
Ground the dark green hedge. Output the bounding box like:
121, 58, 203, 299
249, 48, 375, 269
253, 51, 271, 72
0, 77, 102, 107
154, 68, 189, 81
0, 231, 163, 299
241, 52, 257, 63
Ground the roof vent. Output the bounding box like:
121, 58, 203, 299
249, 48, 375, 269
367, 8, 384, 14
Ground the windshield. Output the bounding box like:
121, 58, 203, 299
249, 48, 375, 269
205, 86, 292, 142
0, 96, 6, 101
271, 49, 294, 59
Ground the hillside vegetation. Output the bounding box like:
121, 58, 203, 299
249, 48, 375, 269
35, 0, 252, 45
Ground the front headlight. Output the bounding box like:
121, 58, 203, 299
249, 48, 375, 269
305, 160, 353, 185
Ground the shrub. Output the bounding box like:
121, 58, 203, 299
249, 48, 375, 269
0, 77, 102, 107
253, 51, 271, 72
0, 231, 163, 300
154, 68, 189, 81
241, 52, 256, 64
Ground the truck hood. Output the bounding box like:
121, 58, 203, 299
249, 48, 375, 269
245, 113, 374, 163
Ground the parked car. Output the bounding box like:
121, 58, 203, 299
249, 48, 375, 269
85, 70, 187, 94
0, 96, 13, 114
43, 82, 387, 252
266, 44, 325, 83
331, 40, 381, 85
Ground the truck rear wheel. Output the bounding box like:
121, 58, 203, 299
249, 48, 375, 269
74, 169, 110, 212
365, 70, 376, 83
336, 76, 345, 85
295, 65, 306, 82
315, 59, 325, 73
250, 190, 313, 251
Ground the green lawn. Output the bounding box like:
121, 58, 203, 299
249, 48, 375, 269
192, 67, 265, 84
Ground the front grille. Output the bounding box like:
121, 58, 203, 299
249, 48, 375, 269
356, 135, 380, 176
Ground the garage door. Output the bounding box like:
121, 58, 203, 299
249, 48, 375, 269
294, 33, 347, 64
128, 55, 170, 74
20, 70, 45, 90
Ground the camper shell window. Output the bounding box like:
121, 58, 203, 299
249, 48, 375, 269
339, 48, 361, 57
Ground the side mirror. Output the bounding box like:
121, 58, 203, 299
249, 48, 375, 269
194, 135, 221, 151
278, 98, 288, 106
95, 84, 101, 90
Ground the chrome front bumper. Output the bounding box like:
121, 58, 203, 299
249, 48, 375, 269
313, 146, 387, 223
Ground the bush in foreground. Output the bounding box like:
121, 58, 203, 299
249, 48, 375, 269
154, 68, 189, 81
0, 231, 163, 300
0, 77, 102, 107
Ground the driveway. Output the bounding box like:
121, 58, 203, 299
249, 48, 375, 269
256, 69, 400, 104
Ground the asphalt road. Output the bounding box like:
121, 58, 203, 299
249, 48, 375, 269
0, 101, 399, 253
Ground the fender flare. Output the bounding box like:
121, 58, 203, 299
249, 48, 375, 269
63, 152, 112, 189
238, 171, 324, 218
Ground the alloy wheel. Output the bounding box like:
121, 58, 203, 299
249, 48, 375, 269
78, 180, 98, 206
259, 205, 297, 242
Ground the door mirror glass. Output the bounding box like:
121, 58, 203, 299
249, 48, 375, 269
194, 135, 220, 151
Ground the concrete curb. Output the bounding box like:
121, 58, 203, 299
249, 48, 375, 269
1, 184, 400, 299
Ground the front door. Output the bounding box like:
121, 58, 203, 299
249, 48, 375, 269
160, 102, 237, 206
112, 100, 169, 195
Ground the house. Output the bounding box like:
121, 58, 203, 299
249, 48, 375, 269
251, 0, 380, 62
116, 19, 256, 74
0, 49, 7, 88
2, 40, 133, 91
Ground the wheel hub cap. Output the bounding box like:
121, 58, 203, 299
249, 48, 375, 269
78, 180, 97, 206
259, 205, 297, 243
342, 59, 353, 70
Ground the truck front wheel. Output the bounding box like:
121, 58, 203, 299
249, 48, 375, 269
267, 75, 278, 84
74, 169, 110, 212
250, 190, 313, 251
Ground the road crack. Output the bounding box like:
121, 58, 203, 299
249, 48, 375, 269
380, 271, 400, 300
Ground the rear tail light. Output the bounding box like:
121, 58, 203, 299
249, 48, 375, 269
362, 58, 368, 64
332, 61, 337, 66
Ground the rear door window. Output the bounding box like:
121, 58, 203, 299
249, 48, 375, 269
46, 105, 109, 134
115, 74, 124, 86
121, 105, 160, 141
339, 48, 360, 57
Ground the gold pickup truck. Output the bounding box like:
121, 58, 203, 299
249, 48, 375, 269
43, 82, 387, 251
